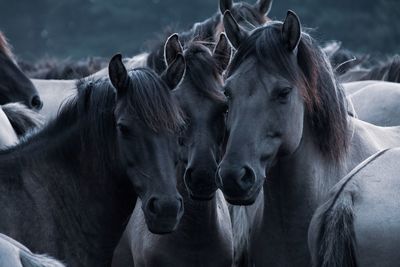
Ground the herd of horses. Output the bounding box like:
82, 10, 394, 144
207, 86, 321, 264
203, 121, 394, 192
0, 0, 400, 266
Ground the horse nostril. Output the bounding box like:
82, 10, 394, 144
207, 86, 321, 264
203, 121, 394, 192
31, 95, 43, 110
184, 168, 193, 184
177, 196, 184, 213
147, 197, 158, 215
238, 166, 256, 191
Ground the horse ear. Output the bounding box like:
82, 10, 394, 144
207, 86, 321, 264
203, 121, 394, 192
213, 33, 232, 73
282, 10, 302, 52
254, 0, 273, 15
220, 0, 233, 14
161, 53, 186, 90
223, 10, 249, 49
164, 34, 183, 67
109, 53, 129, 95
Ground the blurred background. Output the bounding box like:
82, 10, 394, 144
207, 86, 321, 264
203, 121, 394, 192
1, 0, 399, 61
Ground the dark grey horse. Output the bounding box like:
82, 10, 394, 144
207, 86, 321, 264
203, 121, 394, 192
0, 54, 186, 267
217, 10, 400, 266
309, 147, 400, 267
0, 32, 42, 109
112, 33, 234, 267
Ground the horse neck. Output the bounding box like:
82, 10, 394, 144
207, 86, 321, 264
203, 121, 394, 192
4, 117, 136, 267
175, 164, 222, 234
258, 119, 348, 264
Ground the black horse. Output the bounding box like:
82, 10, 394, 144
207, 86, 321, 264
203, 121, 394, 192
0, 32, 42, 109
0, 54, 186, 267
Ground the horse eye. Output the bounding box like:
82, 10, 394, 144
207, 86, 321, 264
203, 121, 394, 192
276, 87, 292, 102
117, 123, 130, 135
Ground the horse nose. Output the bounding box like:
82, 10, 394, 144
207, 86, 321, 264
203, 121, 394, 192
216, 165, 256, 197
185, 166, 217, 199
31, 95, 43, 110
147, 195, 184, 219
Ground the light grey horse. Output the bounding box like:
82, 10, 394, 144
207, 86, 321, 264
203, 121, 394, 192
0, 234, 65, 267
309, 147, 400, 267
217, 10, 400, 266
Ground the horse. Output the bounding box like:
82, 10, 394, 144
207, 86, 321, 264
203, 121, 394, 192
216, 10, 400, 266
339, 55, 400, 83
0, 233, 65, 267
147, 0, 273, 75
0, 54, 186, 267
112, 33, 234, 267
0, 32, 42, 109
309, 147, 400, 267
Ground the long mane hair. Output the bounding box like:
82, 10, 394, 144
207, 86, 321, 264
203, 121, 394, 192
228, 22, 349, 161
182, 42, 226, 103
0, 68, 183, 172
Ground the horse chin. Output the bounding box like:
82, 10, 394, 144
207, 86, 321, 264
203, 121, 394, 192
145, 217, 181, 235
223, 185, 262, 206
189, 191, 216, 201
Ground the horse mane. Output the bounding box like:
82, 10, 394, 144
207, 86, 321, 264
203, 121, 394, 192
228, 22, 349, 162
229, 2, 269, 30
182, 42, 226, 103
3, 68, 182, 171
147, 13, 222, 74
0, 32, 14, 60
